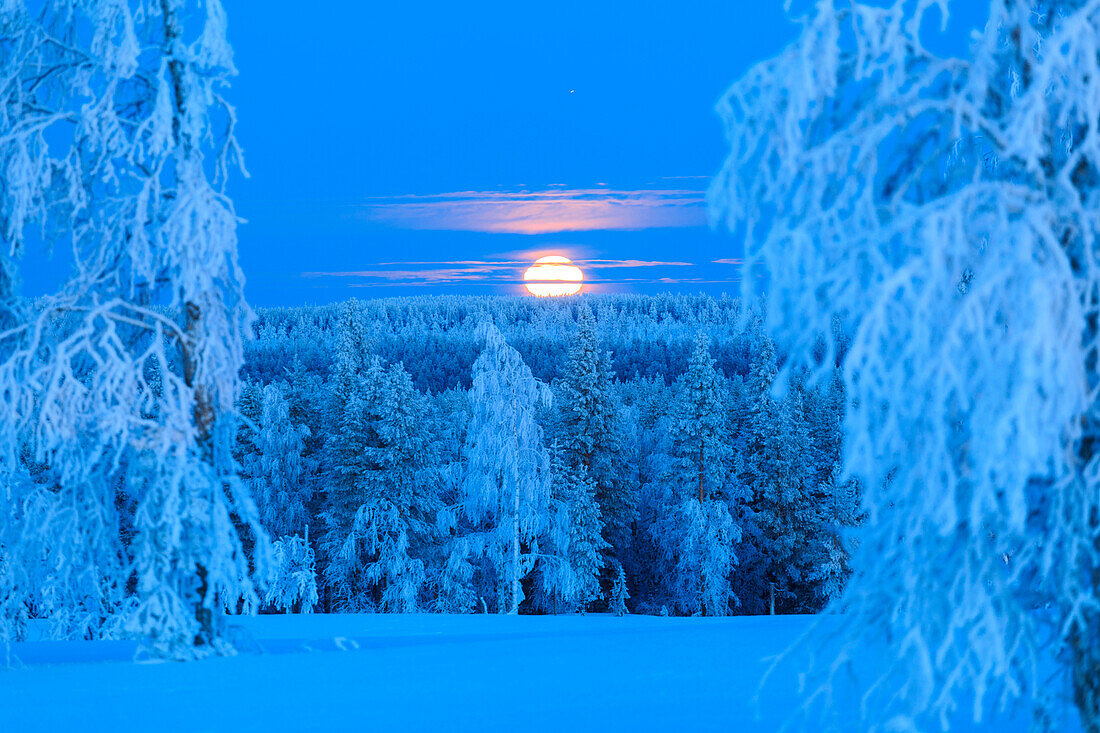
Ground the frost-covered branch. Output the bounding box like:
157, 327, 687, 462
0, 0, 268, 658
711, 0, 1100, 729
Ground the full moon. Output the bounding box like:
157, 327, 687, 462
523, 255, 583, 297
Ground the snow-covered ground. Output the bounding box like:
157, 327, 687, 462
0, 614, 1075, 732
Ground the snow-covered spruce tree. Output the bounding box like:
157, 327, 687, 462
674, 335, 735, 507
0, 1, 269, 656
657, 334, 741, 616
245, 383, 311, 539
534, 447, 607, 613
266, 535, 318, 614
329, 300, 370, 405
278, 357, 329, 552
622, 375, 674, 613
429, 387, 479, 613
322, 357, 430, 612
802, 369, 860, 608
239, 381, 315, 614
711, 1, 1100, 728
355, 362, 434, 612
237, 379, 264, 436
784, 371, 843, 610
461, 322, 553, 614
740, 332, 821, 614
610, 566, 629, 617
561, 462, 606, 611
556, 305, 634, 576
319, 338, 382, 609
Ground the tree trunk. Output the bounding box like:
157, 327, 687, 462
162, 0, 215, 649
508, 383, 522, 615
183, 300, 215, 645
511, 451, 521, 615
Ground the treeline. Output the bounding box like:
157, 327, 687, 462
243, 294, 860, 616
242, 293, 753, 390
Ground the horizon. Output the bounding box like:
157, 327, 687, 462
20, 1, 985, 307
5, 3, 1098, 731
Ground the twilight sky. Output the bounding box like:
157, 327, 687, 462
26, 1, 988, 306
228, 0, 795, 305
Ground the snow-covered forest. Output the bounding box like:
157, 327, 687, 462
3, 0, 1100, 731
237, 295, 858, 618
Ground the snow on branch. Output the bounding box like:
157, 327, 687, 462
0, 0, 267, 657
711, 0, 1100, 729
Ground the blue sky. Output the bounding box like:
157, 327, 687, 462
228, 0, 801, 305
22, 1, 988, 305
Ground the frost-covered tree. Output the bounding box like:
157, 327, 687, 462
339, 500, 424, 613
622, 375, 674, 612
351, 362, 434, 613
561, 463, 606, 611
0, 1, 268, 656
279, 357, 328, 519
803, 369, 860, 608
321, 355, 381, 609
322, 358, 431, 612
673, 335, 735, 506
656, 335, 741, 616
266, 535, 318, 614
740, 333, 820, 614
428, 387, 478, 614
460, 323, 552, 614
534, 448, 607, 612
329, 300, 370, 404
659, 498, 740, 617
245, 383, 310, 539
782, 373, 838, 609
610, 566, 629, 617
556, 305, 634, 568
712, 1, 1100, 728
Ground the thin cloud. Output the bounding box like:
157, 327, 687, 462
713, 258, 742, 265
584, 259, 693, 268
304, 253, 736, 290
303, 266, 507, 284
342, 276, 741, 288
356, 187, 707, 234
332, 258, 693, 269
304, 258, 695, 283
370, 260, 528, 266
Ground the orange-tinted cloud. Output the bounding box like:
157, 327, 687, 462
302, 254, 743, 291
302, 258, 697, 286
356, 188, 707, 234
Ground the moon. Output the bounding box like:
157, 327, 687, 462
523, 255, 583, 296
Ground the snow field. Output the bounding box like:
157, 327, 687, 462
2, 614, 1064, 732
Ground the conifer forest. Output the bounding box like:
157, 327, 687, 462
2, 1, 1099, 732
237, 296, 858, 619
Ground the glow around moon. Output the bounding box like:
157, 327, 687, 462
523, 256, 583, 296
